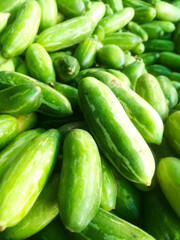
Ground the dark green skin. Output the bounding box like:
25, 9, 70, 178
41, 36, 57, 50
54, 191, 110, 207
158, 52, 180, 71
72, 208, 156, 240
133, 7, 156, 24
97, 44, 125, 69
74, 38, 97, 69
0, 173, 59, 240
54, 55, 80, 83
16, 112, 37, 133
54, 82, 78, 107
103, 32, 142, 51
144, 40, 175, 52
138, 52, 159, 66
28, 216, 68, 240
0, 129, 60, 231
165, 111, 180, 155
56, 0, 85, 17
157, 157, 180, 219
141, 23, 164, 39
82, 70, 163, 145
168, 72, 180, 82
58, 121, 88, 141
144, 187, 180, 240
0, 115, 18, 150
58, 129, 102, 232
122, 60, 145, 89
135, 73, 169, 121
100, 156, 117, 211
114, 171, 142, 224
123, 0, 151, 9
0, 84, 42, 116
146, 64, 171, 77
0, 71, 73, 117
0, 128, 44, 178
78, 77, 155, 186
157, 76, 178, 110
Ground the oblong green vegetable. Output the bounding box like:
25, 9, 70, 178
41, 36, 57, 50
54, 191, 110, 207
146, 64, 171, 77
0, 71, 73, 117
78, 77, 155, 186
158, 52, 180, 71
0, 129, 60, 231
2, 0, 41, 58
133, 7, 156, 24
135, 73, 169, 120
37, 16, 93, 52
73, 208, 156, 240
103, 32, 142, 50
127, 21, 148, 42
74, 38, 97, 69
83, 70, 163, 145
141, 22, 164, 39
164, 111, 180, 155
0, 84, 42, 116
0, 0, 26, 20
26, 43, 56, 86
0, 173, 59, 240
114, 170, 142, 224
54, 55, 80, 83
105, 0, 123, 12
157, 75, 178, 110
58, 129, 102, 232
123, 0, 151, 9
144, 40, 175, 52
98, 8, 134, 34
138, 52, 159, 66
0, 115, 18, 150
56, 0, 85, 18
100, 156, 117, 211
157, 157, 180, 218
107, 69, 132, 88
152, 20, 176, 33
0, 128, 44, 178
37, 0, 58, 31
131, 42, 145, 55
155, 1, 180, 22
144, 187, 180, 240
97, 44, 125, 69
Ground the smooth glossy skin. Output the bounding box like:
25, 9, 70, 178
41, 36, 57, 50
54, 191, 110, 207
100, 157, 117, 211
107, 69, 132, 88
78, 77, 155, 186
103, 32, 142, 50
74, 38, 97, 69
0, 59, 15, 72
0, 84, 42, 116
37, 16, 93, 52
144, 40, 175, 52
37, 0, 58, 31
144, 188, 180, 240
0, 115, 18, 150
99, 8, 134, 34
56, 0, 85, 17
141, 23, 164, 40
97, 44, 125, 69
165, 111, 180, 155
146, 64, 171, 77
114, 171, 142, 224
135, 73, 169, 121
54, 82, 78, 107
26, 43, 56, 85
157, 76, 178, 110
127, 21, 148, 42
58, 129, 102, 232
0, 13, 10, 34
155, 1, 180, 22
16, 112, 37, 133
105, 0, 123, 12
0, 129, 60, 231
2, 0, 41, 58
0, 128, 44, 178
134, 7, 156, 24
83, 70, 163, 145
0, 71, 73, 117
138, 52, 159, 66
157, 157, 180, 218
74, 208, 156, 240
0, 174, 59, 240
158, 52, 180, 71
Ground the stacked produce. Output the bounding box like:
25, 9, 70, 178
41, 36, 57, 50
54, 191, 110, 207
0, 0, 180, 239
